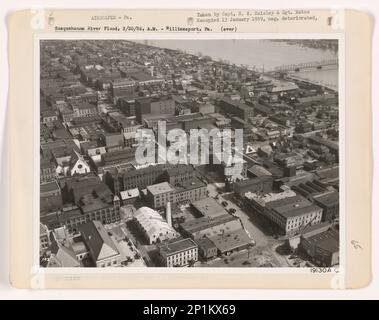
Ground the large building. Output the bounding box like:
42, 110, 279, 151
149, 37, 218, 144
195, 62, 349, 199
146, 182, 175, 209
218, 97, 254, 121
173, 177, 207, 204
246, 189, 323, 235
233, 175, 273, 199
106, 111, 142, 141
112, 164, 195, 194
180, 214, 244, 241
158, 238, 198, 267
301, 227, 339, 267
47, 174, 122, 232
165, 165, 195, 187
110, 79, 136, 98
313, 191, 339, 222
134, 207, 177, 244
190, 197, 227, 219
135, 96, 176, 123
146, 178, 207, 209
40, 180, 63, 215
72, 102, 98, 118
79, 221, 121, 267
40, 156, 57, 183
179, 213, 252, 256
208, 229, 252, 256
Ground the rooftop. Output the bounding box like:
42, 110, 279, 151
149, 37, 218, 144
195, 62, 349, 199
208, 229, 252, 254
134, 206, 176, 239
158, 238, 197, 256
165, 164, 194, 177
175, 177, 206, 193
120, 188, 140, 200
40, 181, 60, 194
267, 194, 322, 219
73, 102, 97, 110
196, 236, 217, 250
304, 229, 339, 253
191, 197, 226, 218
308, 135, 339, 151
108, 111, 137, 127
220, 97, 253, 112
180, 214, 237, 234
147, 182, 174, 196
313, 191, 339, 207
79, 220, 120, 261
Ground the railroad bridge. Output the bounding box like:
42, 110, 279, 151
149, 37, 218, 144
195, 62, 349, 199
274, 58, 338, 72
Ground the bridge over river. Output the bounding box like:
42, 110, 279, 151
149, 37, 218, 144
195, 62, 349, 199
274, 58, 338, 73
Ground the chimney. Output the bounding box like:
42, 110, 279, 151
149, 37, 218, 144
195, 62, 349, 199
150, 66, 154, 77
166, 201, 172, 228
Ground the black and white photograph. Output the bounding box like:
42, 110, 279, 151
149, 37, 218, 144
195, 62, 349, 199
39, 39, 340, 269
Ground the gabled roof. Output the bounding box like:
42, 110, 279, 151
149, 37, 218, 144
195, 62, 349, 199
134, 207, 176, 239
79, 221, 120, 262
48, 239, 80, 267
69, 150, 88, 170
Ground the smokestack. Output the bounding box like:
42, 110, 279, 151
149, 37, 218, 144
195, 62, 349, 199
166, 201, 172, 228
150, 66, 154, 77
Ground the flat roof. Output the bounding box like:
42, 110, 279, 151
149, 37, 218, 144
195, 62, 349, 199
74, 102, 97, 110
313, 191, 339, 207
120, 188, 140, 200
159, 238, 197, 256
220, 97, 253, 112
191, 197, 226, 218
196, 237, 217, 250
147, 182, 174, 196
315, 166, 339, 181
180, 214, 236, 234
175, 177, 206, 193
267, 194, 322, 219
305, 229, 339, 253
235, 175, 273, 188
209, 229, 251, 254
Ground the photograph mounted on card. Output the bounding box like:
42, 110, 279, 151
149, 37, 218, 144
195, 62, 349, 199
7, 9, 371, 289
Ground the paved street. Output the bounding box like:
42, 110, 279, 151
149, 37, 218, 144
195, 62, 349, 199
195, 166, 290, 267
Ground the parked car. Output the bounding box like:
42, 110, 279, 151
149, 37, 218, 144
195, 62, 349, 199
221, 201, 228, 207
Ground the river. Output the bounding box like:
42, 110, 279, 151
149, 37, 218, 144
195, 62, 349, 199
145, 39, 338, 90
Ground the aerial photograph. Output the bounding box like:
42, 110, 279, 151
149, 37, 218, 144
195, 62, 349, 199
39, 39, 340, 268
